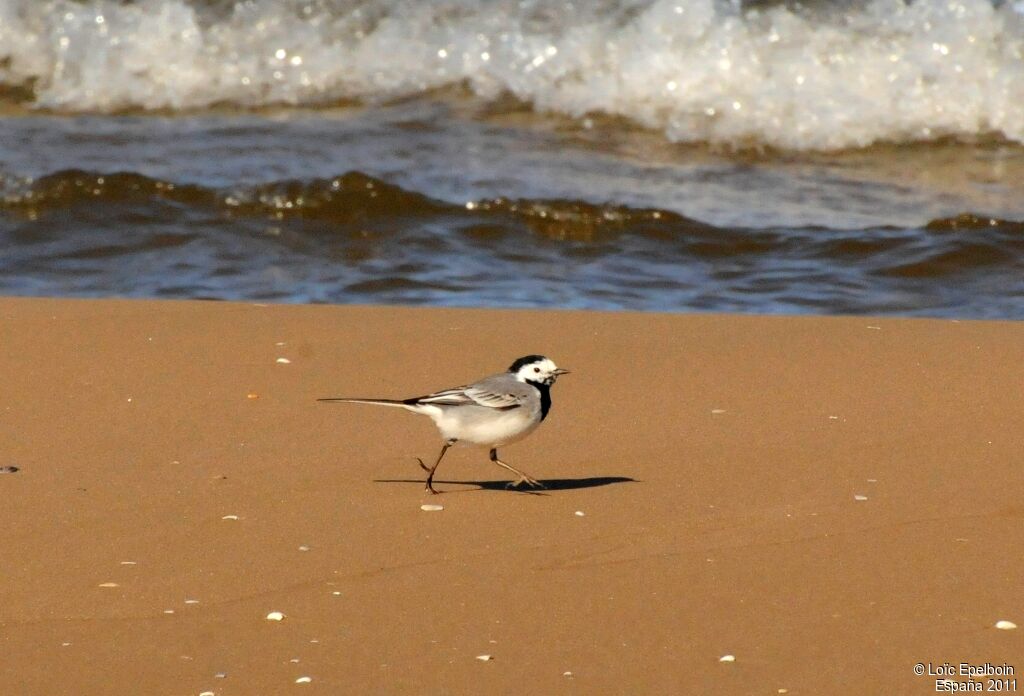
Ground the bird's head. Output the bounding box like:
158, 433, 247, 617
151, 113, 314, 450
508, 355, 570, 386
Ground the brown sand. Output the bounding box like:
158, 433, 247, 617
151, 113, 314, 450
0, 296, 1021, 695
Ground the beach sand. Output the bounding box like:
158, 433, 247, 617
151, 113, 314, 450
0, 296, 1021, 694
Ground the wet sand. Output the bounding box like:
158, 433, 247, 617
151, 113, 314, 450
0, 296, 1021, 694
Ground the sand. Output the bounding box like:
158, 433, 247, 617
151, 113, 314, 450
0, 296, 1021, 695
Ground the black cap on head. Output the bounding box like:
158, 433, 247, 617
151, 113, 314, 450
507, 355, 548, 373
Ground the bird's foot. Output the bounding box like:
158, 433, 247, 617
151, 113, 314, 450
417, 458, 442, 494
505, 474, 545, 490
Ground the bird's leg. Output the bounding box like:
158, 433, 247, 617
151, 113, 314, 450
417, 439, 456, 494
490, 448, 545, 490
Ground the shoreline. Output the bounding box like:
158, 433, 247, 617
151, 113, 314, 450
1, 296, 1020, 694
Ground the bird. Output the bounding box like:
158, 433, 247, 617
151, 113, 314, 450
318, 355, 569, 494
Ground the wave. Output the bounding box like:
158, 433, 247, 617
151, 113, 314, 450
3, 168, 1023, 315
1, 0, 1023, 149
4, 166, 1021, 241
924, 212, 1024, 230
1, 168, 716, 236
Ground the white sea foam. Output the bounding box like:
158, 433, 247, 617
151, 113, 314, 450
1, 0, 1022, 149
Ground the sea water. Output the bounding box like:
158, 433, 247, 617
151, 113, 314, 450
1, 0, 1023, 316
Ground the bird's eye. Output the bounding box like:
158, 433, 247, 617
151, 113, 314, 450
533, 367, 540, 373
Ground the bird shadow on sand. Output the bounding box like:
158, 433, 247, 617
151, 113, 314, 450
373, 476, 637, 495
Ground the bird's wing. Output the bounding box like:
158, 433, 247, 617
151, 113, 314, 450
462, 384, 525, 409
412, 377, 525, 410
411, 386, 476, 407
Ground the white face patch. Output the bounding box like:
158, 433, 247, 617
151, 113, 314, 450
514, 357, 561, 383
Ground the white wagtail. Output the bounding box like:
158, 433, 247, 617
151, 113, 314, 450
318, 355, 569, 494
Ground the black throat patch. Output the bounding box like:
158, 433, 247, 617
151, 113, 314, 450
525, 380, 552, 421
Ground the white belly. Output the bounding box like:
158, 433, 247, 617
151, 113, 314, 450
428, 405, 539, 447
